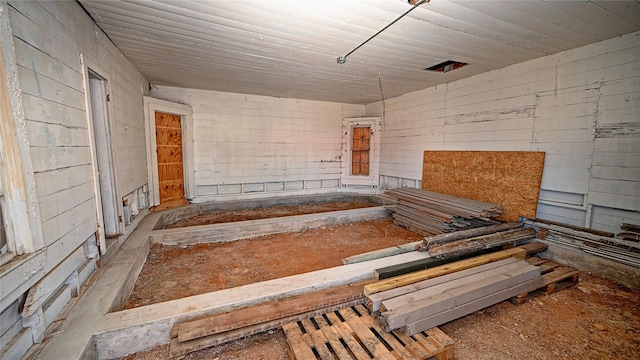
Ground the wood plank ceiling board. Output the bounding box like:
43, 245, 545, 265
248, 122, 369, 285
78, 0, 640, 104
592, 1, 640, 27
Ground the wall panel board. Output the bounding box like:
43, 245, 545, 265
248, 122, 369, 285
422, 151, 545, 222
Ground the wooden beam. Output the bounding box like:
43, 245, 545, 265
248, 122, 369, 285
401, 277, 544, 336
417, 222, 523, 251
524, 219, 640, 251
342, 240, 423, 265
368, 257, 522, 313
427, 227, 536, 258
379, 260, 539, 330
374, 247, 496, 280
169, 298, 365, 358
363, 246, 527, 296
175, 280, 372, 343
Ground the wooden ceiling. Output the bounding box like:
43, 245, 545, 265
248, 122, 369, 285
79, 0, 640, 104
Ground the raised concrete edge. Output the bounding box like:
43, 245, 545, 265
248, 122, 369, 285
150, 206, 391, 245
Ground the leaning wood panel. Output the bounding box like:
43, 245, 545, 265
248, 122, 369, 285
422, 151, 545, 222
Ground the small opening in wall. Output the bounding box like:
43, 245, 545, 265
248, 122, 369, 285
424, 60, 468, 73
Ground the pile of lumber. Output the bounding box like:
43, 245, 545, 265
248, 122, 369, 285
363, 243, 554, 337
421, 222, 537, 259
386, 188, 504, 235
618, 223, 640, 242
523, 218, 640, 268
372, 257, 543, 335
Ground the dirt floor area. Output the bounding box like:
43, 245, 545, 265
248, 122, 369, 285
161, 201, 378, 229
121, 208, 639, 360
125, 218, 422, 308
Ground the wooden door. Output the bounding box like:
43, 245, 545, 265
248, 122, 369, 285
155, 112, 188, 209
352, 126, 371, 176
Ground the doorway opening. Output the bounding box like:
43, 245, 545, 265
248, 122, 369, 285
87, 71, 120, 246
143, 96, 194, 209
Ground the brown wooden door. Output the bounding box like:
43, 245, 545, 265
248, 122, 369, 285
352, 126, 371, 176
155, 112, 188, 209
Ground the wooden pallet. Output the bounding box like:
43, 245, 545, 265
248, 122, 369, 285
510, 258, 580, 304
283, 304, 454, 360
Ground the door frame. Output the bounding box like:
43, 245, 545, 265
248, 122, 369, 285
340, 117, 382, 187
143, 97, 194, 207
81, 55, 121, 253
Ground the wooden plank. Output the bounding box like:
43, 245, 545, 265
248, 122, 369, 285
314, 314, 356, 360
410, 332, 443, 358
300, 318, 335, 360
341, 240, 423, 265
510, 264, 580, 304
363, 247, 527, 296
176, 280, 370, 342
387, 328, 434, 359
21, 246, 85, 318
422, 151, 545, 222
368, 257, 522, 313
374, 247, 497, 280
324, 311, 372, 360
169, 299, 364, 357
402, 277, 544, 336
337, 307, 396, 360
282, 323, 316, 360
524, 219, 640, 251
517, 242, 549, 256
541, 267, 580, 294
380, 262, 540, 330
534, 218, 616, 237
283, 306, 455, 360
424, 327, 455, 360
418, 222, 523, 251
427, 228, 536, 258
363, 320, 419, 359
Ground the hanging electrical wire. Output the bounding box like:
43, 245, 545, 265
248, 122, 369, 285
337, 0, 429, 64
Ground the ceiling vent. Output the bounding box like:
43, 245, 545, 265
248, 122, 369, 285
425, 60, 468, 73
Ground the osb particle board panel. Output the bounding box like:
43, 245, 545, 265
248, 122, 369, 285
422, 151, 545, 222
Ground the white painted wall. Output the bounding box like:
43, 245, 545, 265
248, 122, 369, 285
367, 31, 640, 234
150, 86, 364, 201
0, 1, 148, 358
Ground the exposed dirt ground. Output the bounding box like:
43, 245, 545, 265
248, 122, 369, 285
160, 201, 378, 229
121, 205, 639, 360
126, 218, 422, 308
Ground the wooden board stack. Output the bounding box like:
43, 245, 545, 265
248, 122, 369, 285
426, 227, 537, 258
618, 223, 640, 242
523, 219, 640, 268
386, 188, 504, 236
371, 258, 543, 335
